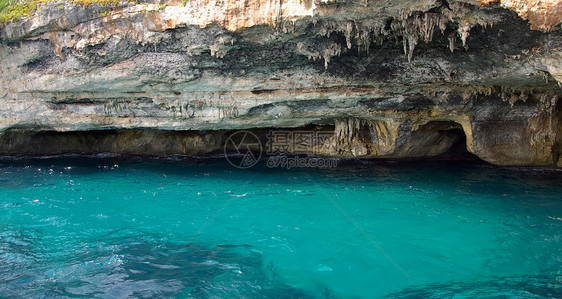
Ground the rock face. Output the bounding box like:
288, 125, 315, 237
0, 0, 561, 166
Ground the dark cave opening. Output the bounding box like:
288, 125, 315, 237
401, 121, 479, 161
0, 121, 480, 162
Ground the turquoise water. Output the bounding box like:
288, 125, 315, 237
1, 156, 561, 298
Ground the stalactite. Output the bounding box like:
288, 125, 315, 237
335, 118, 365, 146
457, 21, 471, 47
407, 34, 418, 62
498, 87, 542, 108
448, 34, 455, 52
333, 118, 392, 156
307, 2, 499, 63
323, 43, 341, 69
393, 10, 448, 61
346, 21, 354, 49
359, 30, 372, 52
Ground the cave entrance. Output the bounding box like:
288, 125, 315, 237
405, 121, 478, 160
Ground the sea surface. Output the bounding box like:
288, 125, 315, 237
0, 156, 561, 298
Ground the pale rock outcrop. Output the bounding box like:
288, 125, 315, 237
0, 0, 561, 166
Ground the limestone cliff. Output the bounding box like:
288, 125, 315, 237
0, 0, 561, 166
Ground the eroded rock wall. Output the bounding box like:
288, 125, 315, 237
0, 0, 561, 166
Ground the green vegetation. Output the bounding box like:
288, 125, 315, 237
0, 0, 37, 23
0, 0, 133, 24
0, 0, 11, 12
0, 0, 10, 11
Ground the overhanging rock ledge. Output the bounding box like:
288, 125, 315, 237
0, 0, 561, 166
